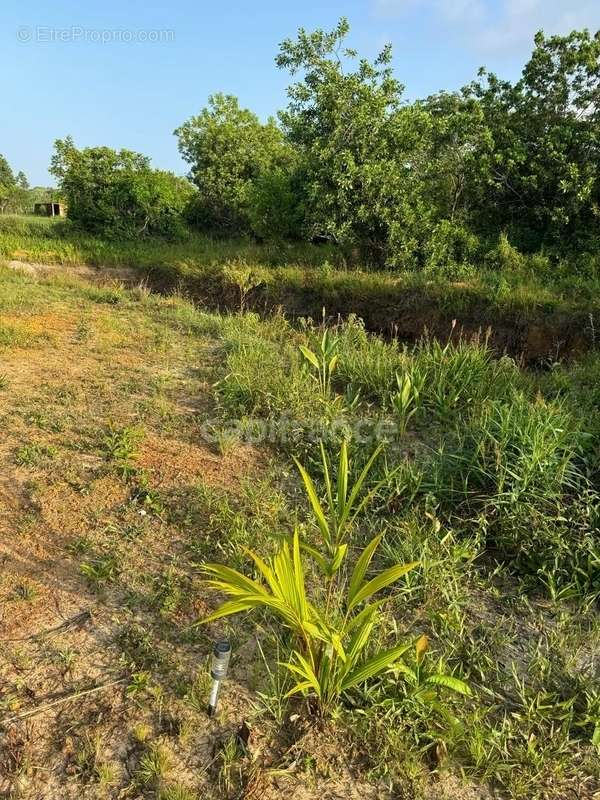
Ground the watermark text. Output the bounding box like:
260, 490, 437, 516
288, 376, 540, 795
17, 26, 175, 44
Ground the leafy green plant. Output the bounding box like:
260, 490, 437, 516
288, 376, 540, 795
293, 440, 387, 574
417, 335, 498, 424
15, 442, 56, 467
222, 261, 263, 312
11, 580, 38, 602
103, 425, 143, 479
136, 742, 173, 789
200, 529, 417, 715
393, 634, 471, 705
216, 733, 245, 796
129, 469, 164, 516
80, 554, 120, 586
392, 370, 421, 435
299, 329, 339, 401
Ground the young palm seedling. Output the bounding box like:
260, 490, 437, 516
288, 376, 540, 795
293, 439, 388, 576
199, 529, 418, 716
372, 635, 472, 759
392, 370, 421, 436
393, 635, 471, 704
299, 329, 339, 401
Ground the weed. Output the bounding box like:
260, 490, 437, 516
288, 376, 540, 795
80, 554, 120, 586
117, 623, 164, 670
300, 329, 339, 401
129, 470, 164, 516
151, 567, 187, 616
102, 425, 143, 478
137, 742, 173, 788
66, 535, 94, 556
72, 734, 115, 787
10, 581, 38, 602
216, 733, 245, 797
14, 442, 56, 467
183, 669, 212, 714
223, 260, 263, 312
74, 318, 92, 341
392, 370, 421, 436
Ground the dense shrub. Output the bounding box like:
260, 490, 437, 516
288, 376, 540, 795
176, 94, 297, 236
424, 221, 480, 273
50, 137, 194, 239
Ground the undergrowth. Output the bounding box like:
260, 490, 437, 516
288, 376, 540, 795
0, 264, 598, 800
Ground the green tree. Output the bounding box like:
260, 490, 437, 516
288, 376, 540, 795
50, 137, 194, 238
469, 29, 600, 250
0, 154, 15, 188
276, 18, 418, 264
15, 171, 29, 190
175, 93, 295, 236
0, 154, 16, 214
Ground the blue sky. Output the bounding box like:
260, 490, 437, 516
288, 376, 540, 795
2, 0, 599, 185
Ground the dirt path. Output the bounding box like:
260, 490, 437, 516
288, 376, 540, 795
7, 258, 139, 285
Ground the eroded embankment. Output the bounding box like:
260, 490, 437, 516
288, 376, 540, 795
142, 262, 597, 364
9, 258, 597, 363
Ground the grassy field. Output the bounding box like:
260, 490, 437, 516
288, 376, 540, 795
2, 215, 600, 362
0, 262, 598, 799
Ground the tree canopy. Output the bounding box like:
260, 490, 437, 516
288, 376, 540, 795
50, 137, 193, 238
28, 21, 600, 268
175, 93, 295, 236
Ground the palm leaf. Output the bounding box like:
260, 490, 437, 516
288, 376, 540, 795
283, 651, 322, 698
391, 662, 418, 683
348, 561, 419, 610
293, 456, 331, 546
199, 596, 269, 624
292, 529, 308, 620
425, 674, 472, 696
343, 604, 379, 665
337, 443, 385, 533
341, 642, 412, 690
320, 441, 334, 514
241, 547, 282, 599
284, 680, 315, 698
202, 563, 267, 597
348, 534, 383, 606
330, 543, 348, 574
336, 438, 349, 521
299, 540, 328, 572
299, 345, 320, 369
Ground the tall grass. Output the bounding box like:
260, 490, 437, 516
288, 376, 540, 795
212, 311, 600, 600
1, 263, 598, 798
3, 216, 600, 339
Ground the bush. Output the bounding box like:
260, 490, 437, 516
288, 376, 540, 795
50, 137, 194, 239
425, 220, 480, 273
484, 233, 527, 272
247, 168, 305, 241
176, 94, 294, 236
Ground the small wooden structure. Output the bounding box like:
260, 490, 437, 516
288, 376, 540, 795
34, 202, 66, 217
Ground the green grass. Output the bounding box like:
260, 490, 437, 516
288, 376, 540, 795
2, 214, 600, 362
0, 263, 598, 800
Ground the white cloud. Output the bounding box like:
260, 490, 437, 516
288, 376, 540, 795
375, 0, 600, 55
